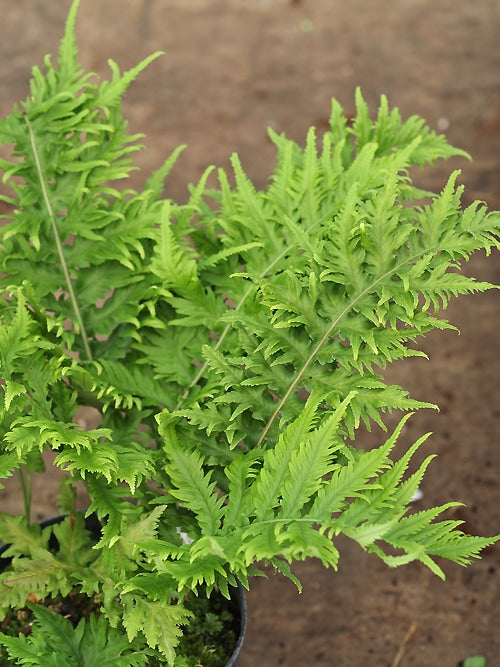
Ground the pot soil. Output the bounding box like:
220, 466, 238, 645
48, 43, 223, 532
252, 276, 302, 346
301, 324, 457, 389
0, 514, 247, 667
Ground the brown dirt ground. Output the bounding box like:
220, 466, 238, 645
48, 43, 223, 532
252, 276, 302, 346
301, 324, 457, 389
0, 1, 499, 665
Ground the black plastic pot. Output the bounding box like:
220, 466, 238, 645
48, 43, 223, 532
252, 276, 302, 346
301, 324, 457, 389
0, 513, 247, 666
226, 578, 247, 667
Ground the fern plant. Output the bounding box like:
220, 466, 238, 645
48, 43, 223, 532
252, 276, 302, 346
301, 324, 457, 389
0, 1, 498, 664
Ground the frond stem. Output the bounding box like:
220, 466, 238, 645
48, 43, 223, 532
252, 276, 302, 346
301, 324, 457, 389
17, 466, 32, 525
24, 114, 93, 361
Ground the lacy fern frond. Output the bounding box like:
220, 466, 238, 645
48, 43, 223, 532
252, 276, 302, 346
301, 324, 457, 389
155, 92, 498, 449
141, 407, 499, 595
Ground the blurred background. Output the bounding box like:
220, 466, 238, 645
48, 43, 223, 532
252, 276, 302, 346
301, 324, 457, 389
1, 1, 498, 665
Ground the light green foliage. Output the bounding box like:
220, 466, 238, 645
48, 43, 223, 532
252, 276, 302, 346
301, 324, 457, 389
0, 603, 148, 666
0, 0, 499, 663
463, 657, 487, 667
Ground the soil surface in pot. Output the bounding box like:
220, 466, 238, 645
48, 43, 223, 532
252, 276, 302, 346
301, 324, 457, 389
0, 1, 498, 665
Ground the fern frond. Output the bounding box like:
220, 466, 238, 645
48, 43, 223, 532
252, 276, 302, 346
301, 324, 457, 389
84, 358, 174, 411
248, 394, 324, 522
279, 393, 354, 518
222, 451, 262, 530
149, 202, 199, 293
353, 87, 470, 164
0, 514, 46, 558
57, 0, 80, 75
118, 506, 167, 559
0, 547, 74, 614
159, 420, 225, 536
310, 425, 397, 520
97, 51, 164, 111
122, 594, 191, 666
85, 478, 140, 532
368, 504, 498, 579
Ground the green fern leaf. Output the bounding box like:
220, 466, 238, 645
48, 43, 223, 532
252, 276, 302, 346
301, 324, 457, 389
249, 394, 324, 521
222, 451, 262, 530
159, 420, 225, 535
149, 202, 199, 293
310, 431, 394, 520
0, 514, 45, 557
54, 440, 118, 482
122, 595, 191, 666
97, 52, 164, 111
279, 393, 354, 518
